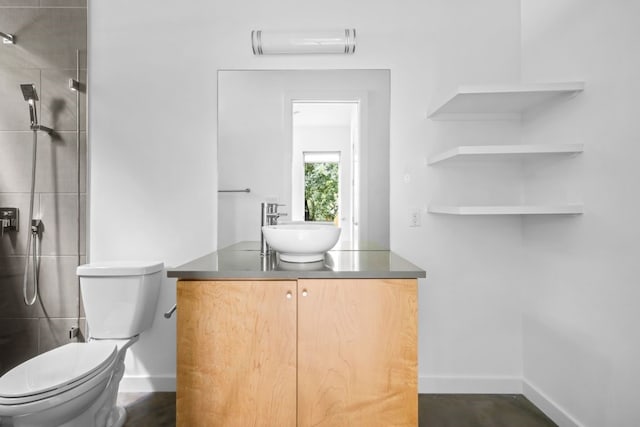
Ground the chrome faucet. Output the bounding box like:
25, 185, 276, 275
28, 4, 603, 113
260, 202, 287, 256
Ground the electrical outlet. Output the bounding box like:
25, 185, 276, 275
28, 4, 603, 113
409, 208, 421, 227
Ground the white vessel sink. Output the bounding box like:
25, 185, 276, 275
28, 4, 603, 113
262, 222, 341, 263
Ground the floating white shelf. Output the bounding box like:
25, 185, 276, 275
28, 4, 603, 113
428, 205, 584, 215
428, 82, 585, 120
428, 143, 584, 165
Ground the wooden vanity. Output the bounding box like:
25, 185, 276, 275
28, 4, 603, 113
168, 244, 425, 427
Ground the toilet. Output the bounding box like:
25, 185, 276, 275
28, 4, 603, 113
0, 261, 164, 427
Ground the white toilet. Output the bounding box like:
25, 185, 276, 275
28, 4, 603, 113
0, 261, 164, 427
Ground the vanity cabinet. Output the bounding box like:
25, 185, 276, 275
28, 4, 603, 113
177, 278, 417, 427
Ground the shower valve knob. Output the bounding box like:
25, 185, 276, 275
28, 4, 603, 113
0, 208, 19, 234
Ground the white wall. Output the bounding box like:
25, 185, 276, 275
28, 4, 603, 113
419, 0, 524, 392
89, 0, 524, 392
520, 1, 640, 426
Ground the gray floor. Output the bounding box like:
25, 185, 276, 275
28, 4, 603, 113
118, 393, 557, 426
419, 394, 557, 427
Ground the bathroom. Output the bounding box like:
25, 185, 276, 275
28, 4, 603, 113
1, 0, 639, 426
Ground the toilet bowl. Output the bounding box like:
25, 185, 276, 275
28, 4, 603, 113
0, 261, 163, 427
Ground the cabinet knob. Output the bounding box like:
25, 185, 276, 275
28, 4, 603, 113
302, 289, 308, 297
286, 291, 293, 299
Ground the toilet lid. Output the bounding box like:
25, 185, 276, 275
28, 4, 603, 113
77, 261, 164, 276
0, 342, 117, 399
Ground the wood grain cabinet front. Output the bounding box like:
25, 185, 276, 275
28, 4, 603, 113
177, 278, 417, 427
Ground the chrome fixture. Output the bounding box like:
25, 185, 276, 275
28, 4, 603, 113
218, 188, 251, 193
164, 304, 177, 319
20, 83, 38, 127
260, 202, 287, 255
20, 83, 54, 306
68, 78, 80, 92
1, 208, 18, 236
0, 31, 15, 44
23, 219, 42, 306
20, 84, 54, 134
68, 326, 79, 339
251, 29, 356, 55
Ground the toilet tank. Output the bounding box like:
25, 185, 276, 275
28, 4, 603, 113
76, 261, 164, 339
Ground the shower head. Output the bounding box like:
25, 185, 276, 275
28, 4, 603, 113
19, 83, 53, 133
20, 84, 39, 103
18, 84, 52, 134
20, 84, 40, 130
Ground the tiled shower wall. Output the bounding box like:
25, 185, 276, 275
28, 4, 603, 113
0, 0, 86, 375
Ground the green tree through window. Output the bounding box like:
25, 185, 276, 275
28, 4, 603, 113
304, 162, 339, 222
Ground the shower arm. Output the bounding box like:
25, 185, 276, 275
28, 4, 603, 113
0, 31, 15, 44
32, 124, 54, 134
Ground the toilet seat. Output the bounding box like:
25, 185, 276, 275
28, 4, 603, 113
0, 342, 117, 406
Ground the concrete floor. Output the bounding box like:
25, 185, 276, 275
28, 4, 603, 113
419, 394, 556, 427
118, 392, 557, 426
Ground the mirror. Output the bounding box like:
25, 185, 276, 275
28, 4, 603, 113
217, 70, 390, 250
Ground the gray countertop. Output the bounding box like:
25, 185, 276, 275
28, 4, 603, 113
167, 242, 426, 280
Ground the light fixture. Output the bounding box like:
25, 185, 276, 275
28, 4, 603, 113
251, 29, 356, 55
0, 31, 15, 45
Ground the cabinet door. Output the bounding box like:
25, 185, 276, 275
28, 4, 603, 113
297, 279, 418, 427
177, 280, 297, 427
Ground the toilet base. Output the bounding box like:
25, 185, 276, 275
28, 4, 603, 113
109, 406, 127, 427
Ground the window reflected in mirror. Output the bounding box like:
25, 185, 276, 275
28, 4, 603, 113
292, 101, 359, 245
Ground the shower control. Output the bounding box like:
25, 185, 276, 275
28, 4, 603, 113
68, 326, 79, 340
31, 218, 42, 234
0, 208, 18, 236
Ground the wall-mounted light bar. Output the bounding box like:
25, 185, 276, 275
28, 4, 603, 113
251, 29, 356, 55
0, 31, 15, 44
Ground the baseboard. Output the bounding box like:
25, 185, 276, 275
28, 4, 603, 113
121, 374, 519, 394
119, 375, 176, 392
419, 375, 523, 394
522, 380, 583, 427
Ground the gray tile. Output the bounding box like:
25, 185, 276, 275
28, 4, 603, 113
0, 256, 42, 318
37, 255, 81, 317
0, 68, 41, 131
0, 132, 33, 193
0, 255, 85, 319
38, 192, 85, 255
38, 316, 85, 353
35, 131, 86, 193
0, 131, 86, 194
0, 318, 39, 376
0, 0, 38, 7
41, 68, 86, 131
0, 8, 86, 69
0, 193, 40, 256
39, 0, 87, 7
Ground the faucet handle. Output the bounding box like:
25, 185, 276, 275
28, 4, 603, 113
265, 202, 287, 213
